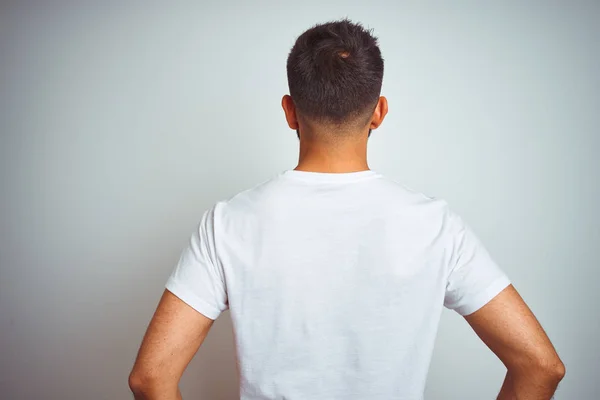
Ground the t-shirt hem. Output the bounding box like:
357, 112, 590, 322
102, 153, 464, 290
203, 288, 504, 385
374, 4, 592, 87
454, 276, 511, 316
165, 277, 223, 320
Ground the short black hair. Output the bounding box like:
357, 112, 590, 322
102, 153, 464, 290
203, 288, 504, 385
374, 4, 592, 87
286, 19, 384, 126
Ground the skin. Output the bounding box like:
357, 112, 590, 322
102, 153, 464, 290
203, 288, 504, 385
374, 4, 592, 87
129, 290, 213, 400
129, 96, 565, 399
466, 285, 565, 399
281, 94, 388, 173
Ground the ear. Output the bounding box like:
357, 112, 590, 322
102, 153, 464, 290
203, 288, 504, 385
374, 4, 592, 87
369, 96, 388, 130
281, 95, 299, 130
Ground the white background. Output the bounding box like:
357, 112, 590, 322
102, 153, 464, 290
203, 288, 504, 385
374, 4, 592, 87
1, 1, 598, 399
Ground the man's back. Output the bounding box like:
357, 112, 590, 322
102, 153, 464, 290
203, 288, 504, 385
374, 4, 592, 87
130, 20, 564, 400
166, 169, 509, 399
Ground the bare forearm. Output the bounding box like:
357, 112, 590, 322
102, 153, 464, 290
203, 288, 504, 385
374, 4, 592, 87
497, 368, 563, 400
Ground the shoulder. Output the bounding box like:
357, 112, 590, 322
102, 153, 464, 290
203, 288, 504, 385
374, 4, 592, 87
372, 175, 450, 215
209, 173, 287, 221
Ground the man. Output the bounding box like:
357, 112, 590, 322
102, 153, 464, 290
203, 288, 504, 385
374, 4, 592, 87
129, 19, 565, 399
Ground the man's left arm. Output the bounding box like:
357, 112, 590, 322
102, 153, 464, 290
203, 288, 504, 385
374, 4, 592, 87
129, 289, 214, 400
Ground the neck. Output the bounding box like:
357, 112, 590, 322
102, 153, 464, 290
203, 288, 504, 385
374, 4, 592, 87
295, 136, 369, 173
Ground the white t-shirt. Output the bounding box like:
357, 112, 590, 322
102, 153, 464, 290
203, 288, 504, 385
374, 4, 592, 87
166, 169, 510, 400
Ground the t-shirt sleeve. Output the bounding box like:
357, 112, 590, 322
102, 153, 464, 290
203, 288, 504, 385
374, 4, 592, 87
444, 209, 511, 316
165, 206, 228, 320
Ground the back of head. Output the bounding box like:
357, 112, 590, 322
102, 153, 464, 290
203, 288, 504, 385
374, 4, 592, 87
286, 19, 384, 132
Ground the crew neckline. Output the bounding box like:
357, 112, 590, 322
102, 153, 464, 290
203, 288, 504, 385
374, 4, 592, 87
281, 169, 380, 183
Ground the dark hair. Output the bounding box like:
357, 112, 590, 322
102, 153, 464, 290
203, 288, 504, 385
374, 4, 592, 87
286, 19, 384, 126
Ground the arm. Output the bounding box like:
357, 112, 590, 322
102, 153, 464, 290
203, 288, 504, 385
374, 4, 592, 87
129, 290, 214, 400
464, 285, 565, 400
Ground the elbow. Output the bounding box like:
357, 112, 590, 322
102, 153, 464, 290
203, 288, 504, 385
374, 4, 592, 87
535, 354, 566, 385
128, 370, 147, 395
128, 369, 159, 396
129, 367, 179, 397
512, 355, 566, 386
546, 359, 566, 384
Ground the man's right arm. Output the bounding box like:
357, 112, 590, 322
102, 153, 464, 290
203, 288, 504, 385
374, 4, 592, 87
464, 285, 565, 399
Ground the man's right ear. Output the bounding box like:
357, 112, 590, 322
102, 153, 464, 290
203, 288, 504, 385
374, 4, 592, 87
281, 95, 299, 130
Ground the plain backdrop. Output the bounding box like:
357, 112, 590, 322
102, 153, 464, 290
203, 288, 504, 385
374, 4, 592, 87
1, 1, 599, 399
